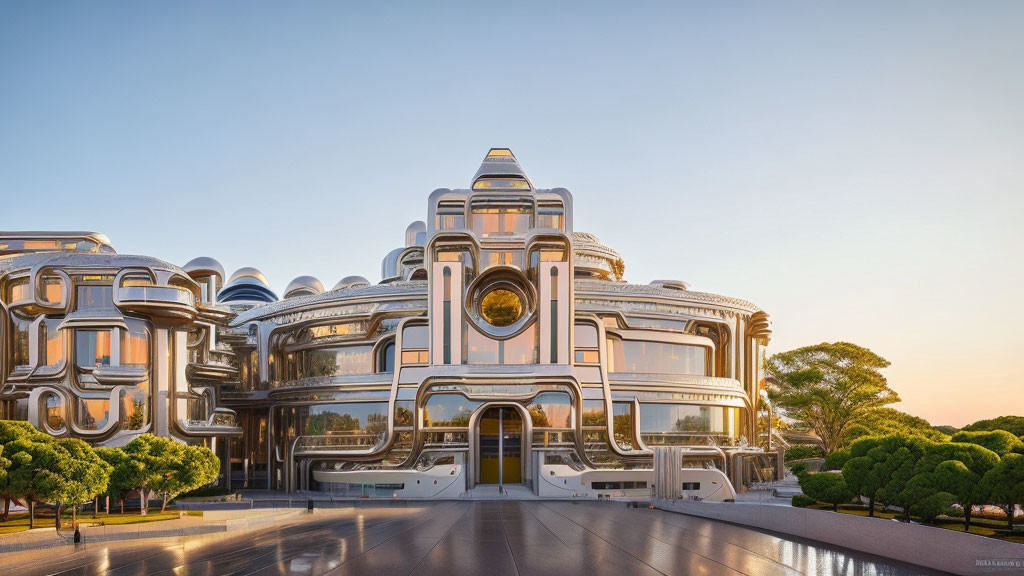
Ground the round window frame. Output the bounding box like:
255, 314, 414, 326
464, 267, 537, 340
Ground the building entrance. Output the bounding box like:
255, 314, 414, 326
478, 407, 523, 484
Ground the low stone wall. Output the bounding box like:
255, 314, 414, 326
654, 499, 1024, 576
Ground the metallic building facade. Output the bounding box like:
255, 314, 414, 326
0, 150, 779, 499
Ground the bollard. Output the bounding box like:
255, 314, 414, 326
74, 527, 82, 544
307, 498, 314, 512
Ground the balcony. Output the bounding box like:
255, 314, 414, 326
115, 285, 196, 320
177, 407, 242, 437
608, 373, 745, 391
294, 432, 385, 455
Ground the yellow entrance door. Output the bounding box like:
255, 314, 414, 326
501, 408, 522, 483
479, 408, 501, 484
478, 407, 522, 484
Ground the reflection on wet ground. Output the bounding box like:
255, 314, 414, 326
2, 501, 950, 575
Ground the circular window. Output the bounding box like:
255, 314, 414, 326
480, 289, 523, 327
464, 267, 537, 339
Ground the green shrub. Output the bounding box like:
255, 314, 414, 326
962, 416, 1024, 437
824, 449, 851, 471
951, 430, 1023, 456
799, 472, 854, 512
912, 492, 958, 524
785, 445, 824, 461
792, 494, 817, 508
789, 462, 809, 477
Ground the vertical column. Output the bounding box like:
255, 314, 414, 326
431, 262, 462, 364
539, 261, 570, 364
153, 328, 170, 437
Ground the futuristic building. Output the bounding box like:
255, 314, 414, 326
0, 150, 780, 499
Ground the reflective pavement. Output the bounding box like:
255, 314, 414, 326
2, 501, 950, 575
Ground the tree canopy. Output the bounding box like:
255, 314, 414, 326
950, 430, 1023, 456
845, 408, 949, 444
798, 472, 853, 511
962, 415, 1024, 437
979, 453, 1024, 530
766, 342, 899, 453
122, 435, 220, 513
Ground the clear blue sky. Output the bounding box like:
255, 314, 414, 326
2, 2, 1022, 427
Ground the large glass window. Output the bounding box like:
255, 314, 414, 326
76, 330, 112, 368
299, 346, 372, 378
12, 318, 31, 367
639, 403, 740, 438
401, 324, 429, 349
41, 317, 63, 367
613, 402, 634, 449
76, 284, 113, 310
40, 276, 62, 304
120, 325, 149, 367
304, 402, 388, 438
607, 338, 708, 376
394, 400, 415, 427
435, 202, 465, 230
471, 205, 531, 237
527, 392, 572, 428
574, 324, 600, 364
45, 394, 65, 431
378, 342, 395, 372
536, 207, 564, 230
121, 387, 148, 430
423, 394, 480, 427
76, 398, 110, 430
7, 278, 29, 302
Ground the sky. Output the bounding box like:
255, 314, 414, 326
1, 2, 1021, 427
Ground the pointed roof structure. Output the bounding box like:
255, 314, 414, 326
471, 148, 533, 191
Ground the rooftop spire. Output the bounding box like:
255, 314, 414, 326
472, 148, 533, 190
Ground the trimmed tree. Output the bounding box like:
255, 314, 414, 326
931, 460, 983, 530
766, 342, 899, 453
914, 442, 999, 531
845, 408, 949, 444
951, 430, 1023, 456
798, 472, 854, 511
877, 437, 934, 519
962, 416, 1024, 437
841, 435, 929, 517
980, 453, 1024, 530
96, 447, 148, 514
6, 437, 64, 529
824, 449, 851, 471
123, 435, 220, 514
52, 439, 111, 527
0, 420, 51, 520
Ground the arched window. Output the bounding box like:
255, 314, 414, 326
378, 341, 396, 373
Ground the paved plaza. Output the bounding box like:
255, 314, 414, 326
1, 501, 948, 576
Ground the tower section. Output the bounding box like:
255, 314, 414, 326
425, 148, 573, 366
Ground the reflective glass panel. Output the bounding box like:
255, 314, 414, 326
76, 398, 109, 430
299, 346, 372, 377
121, 325, 149, 367
76, 284, 113, 310
607, 339, 707, 376
45, 394, 65, 431
582, 400, 606, 427
304, 402, 388, 438
527, 392, 572, 428
423, 394, 479, 427
639, 403, 739, 436
76, 330, 112, 368
41, 318, 63, 366
401, 325, 429, 349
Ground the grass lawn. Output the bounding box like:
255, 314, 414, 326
0, 509, 203, 535
804, 504, 1024, 544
